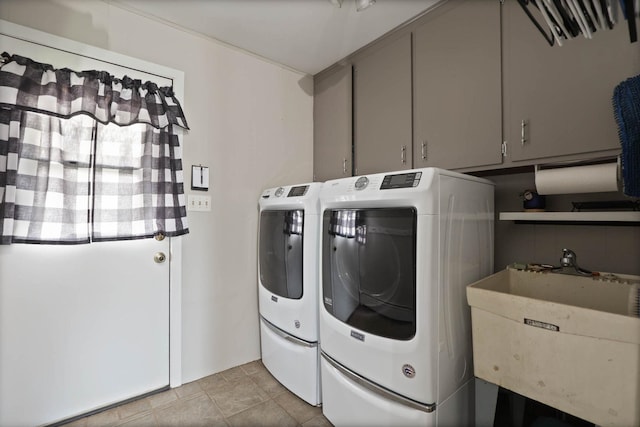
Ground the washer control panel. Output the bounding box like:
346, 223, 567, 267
354, 176, 369, 190
380, 172, 422, 189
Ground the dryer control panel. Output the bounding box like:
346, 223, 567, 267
380, 172, 422, 189
263, 185, 309, 198
288, 185, 309, 197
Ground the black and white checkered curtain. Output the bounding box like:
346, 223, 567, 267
0, 52, 189, 244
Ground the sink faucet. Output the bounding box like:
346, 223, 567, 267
555, 248, 592, 276
560, 248, 577, 268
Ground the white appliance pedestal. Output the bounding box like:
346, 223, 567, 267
260, 318, 320, 406
321, 355, 475, 426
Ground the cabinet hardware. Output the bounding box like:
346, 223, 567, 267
501, 141, 508, 157
401, 145, 407, 165
521, 120, 527, 145
343, 158, 348, 174
421, 141, 427, 161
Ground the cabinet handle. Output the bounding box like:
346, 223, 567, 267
343, 158, 348, 174
421, 140, 427, 161
521, 120, 527, 145
401, 145, 407, 165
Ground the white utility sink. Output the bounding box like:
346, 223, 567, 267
467, 267, 640, 427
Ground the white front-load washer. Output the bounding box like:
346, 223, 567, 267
318, 168, 494, 426
258, 182, 322, 406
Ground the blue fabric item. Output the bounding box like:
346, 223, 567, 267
613, 74, 640, 197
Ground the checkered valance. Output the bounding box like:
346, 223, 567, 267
0, 52, 189, 130
0, 52, 190, 244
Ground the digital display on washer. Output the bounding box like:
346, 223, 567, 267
287, 185, 309, 197
380, 172, 421, 189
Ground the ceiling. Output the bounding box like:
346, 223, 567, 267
111, 0, 443, 75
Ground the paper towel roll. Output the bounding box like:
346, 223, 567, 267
535, 162, 619, 195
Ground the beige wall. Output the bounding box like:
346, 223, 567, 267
0, 0, 313, 382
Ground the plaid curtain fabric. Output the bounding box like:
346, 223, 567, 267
0, 52, 189, 244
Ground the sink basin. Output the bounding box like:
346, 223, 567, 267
467, 267, 640, 427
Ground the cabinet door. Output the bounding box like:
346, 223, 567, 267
353, 33, 412, 175
503, 0, 640, 162
314, 64, 352, 181
413, 0, 502, 170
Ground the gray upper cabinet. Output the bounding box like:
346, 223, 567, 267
314, 64, 352, 182
313, 0, 639, 179
503, 0, 640, 163
413, 0, 502, 170
353, 33, 412, 175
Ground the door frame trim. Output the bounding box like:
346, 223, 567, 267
169, 236, 182, 387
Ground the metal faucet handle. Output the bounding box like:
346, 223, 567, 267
555, 248, 592, 276
560, 248, 577, 267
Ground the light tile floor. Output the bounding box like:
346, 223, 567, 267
63, 360, 332, 427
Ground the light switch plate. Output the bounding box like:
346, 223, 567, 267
188, 195, 211, 212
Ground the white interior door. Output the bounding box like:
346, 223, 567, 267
0, 22, 181, 426
0, 239, 170, 426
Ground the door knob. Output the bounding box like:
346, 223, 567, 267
154, 252, 167, 263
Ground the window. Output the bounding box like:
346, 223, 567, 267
0, 53, 189, 244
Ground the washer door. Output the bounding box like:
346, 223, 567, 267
322, 208, 416, 340
259, 210, 304, 299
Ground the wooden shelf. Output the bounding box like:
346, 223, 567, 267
499, 212, 640, 224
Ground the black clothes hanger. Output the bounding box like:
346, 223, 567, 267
518, 0, 556, 45
554, 0, 582, 36
519, 0, 637, 44
600, 0, 615, 29
622, 0, 638, 42
577, 0, 598, 32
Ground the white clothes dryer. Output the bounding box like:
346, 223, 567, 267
318, 168, 494, 426
258, 182, 323, 406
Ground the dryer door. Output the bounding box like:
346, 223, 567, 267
322, 208, 416, 340
259, 210, 304, 299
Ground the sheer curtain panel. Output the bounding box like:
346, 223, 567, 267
0, 52, 189, 244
